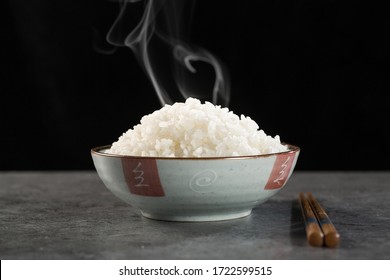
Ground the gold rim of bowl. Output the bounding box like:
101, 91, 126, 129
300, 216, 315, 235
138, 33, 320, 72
91, 143, 300, 160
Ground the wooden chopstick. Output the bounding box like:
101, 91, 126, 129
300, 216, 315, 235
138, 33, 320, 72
298, 192, 324, 247
307, 192, 340, 248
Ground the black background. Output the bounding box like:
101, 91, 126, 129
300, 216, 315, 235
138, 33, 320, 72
2, 0, 389, 170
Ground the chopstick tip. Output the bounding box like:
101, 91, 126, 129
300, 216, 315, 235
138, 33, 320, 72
308, 231, 324, 247
324, 232, 341, 248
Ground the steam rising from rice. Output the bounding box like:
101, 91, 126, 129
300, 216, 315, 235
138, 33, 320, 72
109, 98, 288, 157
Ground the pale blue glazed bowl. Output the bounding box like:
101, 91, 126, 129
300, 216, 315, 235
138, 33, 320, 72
91, 144, 299, 222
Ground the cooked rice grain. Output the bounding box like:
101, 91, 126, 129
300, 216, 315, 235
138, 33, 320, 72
108, 98, 288, 157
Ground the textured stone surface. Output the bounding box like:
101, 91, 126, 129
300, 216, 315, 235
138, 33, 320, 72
1, 171, 389, 259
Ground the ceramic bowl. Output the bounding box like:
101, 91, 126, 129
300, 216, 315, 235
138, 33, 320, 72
91, 144, 300, 222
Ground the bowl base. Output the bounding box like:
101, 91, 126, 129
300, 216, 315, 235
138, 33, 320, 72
140, 209, 252, 222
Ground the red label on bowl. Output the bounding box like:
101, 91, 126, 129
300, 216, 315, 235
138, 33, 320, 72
121, 158, 165, 197
264, 153, 295, 190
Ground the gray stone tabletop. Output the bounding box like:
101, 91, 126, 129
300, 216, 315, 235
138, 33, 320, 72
1, 171, 389, 259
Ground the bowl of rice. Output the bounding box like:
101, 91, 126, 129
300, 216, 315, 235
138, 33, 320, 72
91, 98, 300, 222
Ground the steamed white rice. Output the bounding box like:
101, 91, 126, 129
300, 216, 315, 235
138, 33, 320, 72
108, 98, 288, 157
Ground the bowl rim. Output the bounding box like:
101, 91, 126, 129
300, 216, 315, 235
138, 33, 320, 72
91, 143, 300, 160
